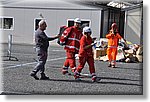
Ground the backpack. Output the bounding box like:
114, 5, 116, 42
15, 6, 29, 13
57, 26, 73, 46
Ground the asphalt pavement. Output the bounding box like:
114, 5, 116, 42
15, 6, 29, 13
1, 43, 143, 95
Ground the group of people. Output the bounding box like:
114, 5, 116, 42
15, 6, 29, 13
30, 17, 126, 82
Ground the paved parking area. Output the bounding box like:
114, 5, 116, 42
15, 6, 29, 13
1, 43, 143, 95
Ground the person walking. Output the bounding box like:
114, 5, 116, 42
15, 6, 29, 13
106, 23, 126, 68
30, 20, 59, 80
74, 26, 98, 82
60, 18, 83, 74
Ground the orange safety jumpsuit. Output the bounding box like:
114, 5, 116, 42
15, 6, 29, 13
76, 35, 95, 74
60, 26, 82, 72
106, 30, 122, 65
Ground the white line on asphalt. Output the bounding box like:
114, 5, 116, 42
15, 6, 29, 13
10, 52, 36, 56
3, 57, 141, 77
51, 50, 65, 52
3, 57, 66, 69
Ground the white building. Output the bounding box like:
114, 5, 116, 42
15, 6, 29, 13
0, 0, 143, 45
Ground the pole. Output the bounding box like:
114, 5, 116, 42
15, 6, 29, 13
140, 3, 143, 45
8, 34, 12, 60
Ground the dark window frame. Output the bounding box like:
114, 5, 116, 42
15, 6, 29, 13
100, 9, 125, 38
67, 19, 91, 30
0, 17, 14, 30
34, 18, 43, 31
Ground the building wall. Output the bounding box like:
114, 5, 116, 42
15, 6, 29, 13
124, 7, 142, 44
1, 7, 101, 45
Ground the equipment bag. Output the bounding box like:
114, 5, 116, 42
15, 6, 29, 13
57, 26, 72, 46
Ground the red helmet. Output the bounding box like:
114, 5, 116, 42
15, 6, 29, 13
111, 23, 118, 33
111, 23, 117, 29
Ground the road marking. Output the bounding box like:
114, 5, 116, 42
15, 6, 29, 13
3, 57, 66, 69
10, 52, 36, 56
51, 50, 65, 52
2, 57, 141, 77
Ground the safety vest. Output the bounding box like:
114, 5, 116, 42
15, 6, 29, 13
106, 30, 122, 47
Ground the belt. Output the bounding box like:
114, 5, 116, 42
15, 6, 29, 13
108, 45, 117, 48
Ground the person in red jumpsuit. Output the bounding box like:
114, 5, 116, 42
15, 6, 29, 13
60, 18, 83, 74
106, 23, 126, 68
74, 26, 98, 82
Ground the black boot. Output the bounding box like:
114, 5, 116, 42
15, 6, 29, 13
30, 72, 39, 80
108, 64, 111, 67
111, 65, 116, 68
40, 73, 49, 80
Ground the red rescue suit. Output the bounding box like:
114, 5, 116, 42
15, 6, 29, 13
60, 26, 82, 72
76, 35, 95, 74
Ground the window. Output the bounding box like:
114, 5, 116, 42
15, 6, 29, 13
0, 17, 14, 30
34, 18, 43, 31
67, 19, 91, 30
0, 18, 2, 29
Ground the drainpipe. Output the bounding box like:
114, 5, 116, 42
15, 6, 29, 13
140, 4, 143, 45
124, 10, 128, 40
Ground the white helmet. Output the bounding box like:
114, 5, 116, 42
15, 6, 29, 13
82, 26, 92, 34
74, 18, 81, 23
